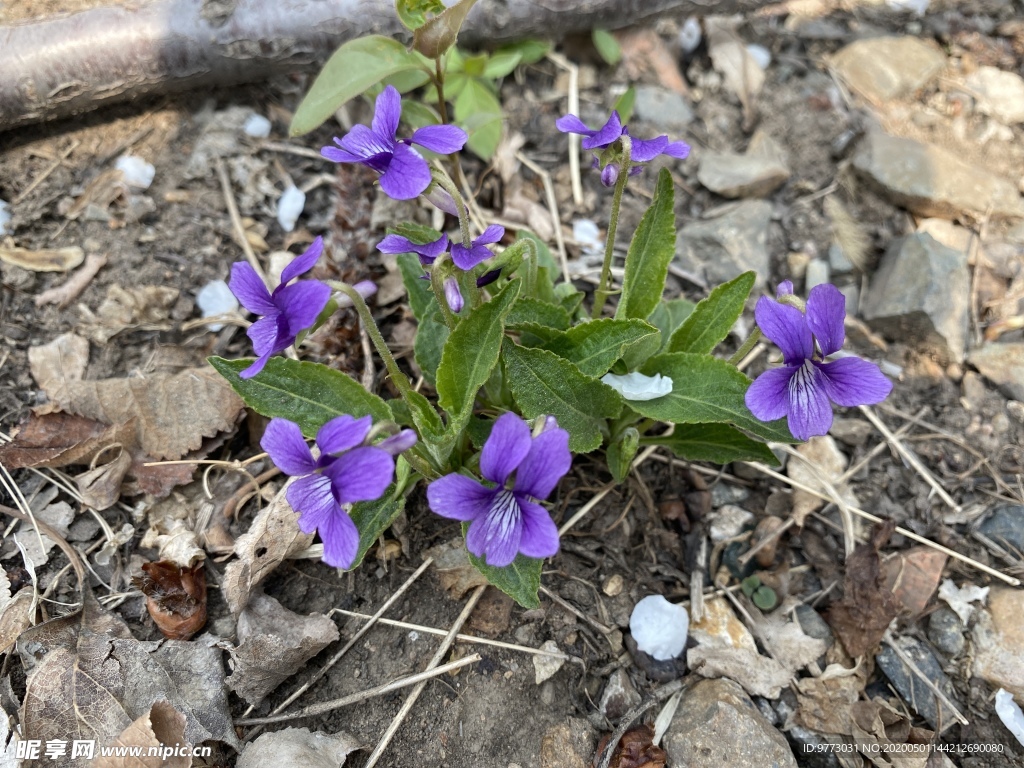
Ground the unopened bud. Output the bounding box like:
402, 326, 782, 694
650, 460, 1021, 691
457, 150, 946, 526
444, 277, 464, 313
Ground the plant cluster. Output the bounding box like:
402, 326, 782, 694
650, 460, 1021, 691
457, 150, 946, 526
211, 0, 892, 607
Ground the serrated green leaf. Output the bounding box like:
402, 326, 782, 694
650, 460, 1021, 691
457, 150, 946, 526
556, 285, 585, 319
650, 297, 696, 352
669, 271, 755, 354
628, 353, 795, 443
507, 297, 570, 330
501, 342, 622, 452
644, 423, 779, 465
543, 318, 659, 377
592, 28, 622, 66
413, 0, 479, 58
483, 50, 522, 79
463, 523, 543, 608
209, 357, 391, 435
291, 36, 427, 136
436, 279, 520, 424
415, 311, 449, 386
455, 78, 503, 160
348, 495, 406, 570
404, 388, 444, 440
616, 169, 677, 321
614, 85, 636, 124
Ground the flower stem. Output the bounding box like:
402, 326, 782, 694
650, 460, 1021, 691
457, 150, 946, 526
591, 135, 632, 320
728, 328, 763, 367
337, 283, 414, 397
429, 254, 458, 329
431, 168, 471, 249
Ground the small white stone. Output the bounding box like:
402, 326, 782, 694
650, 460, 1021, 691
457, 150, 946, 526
745, 44, 772, 71
277, 185, 306, 232
995, 689, 1024, 747
601, 371, 673, 401
572, 219, 604, 257
887, 0, 930, 14
196, 279, 239, 331
533, 640, 566, 684
0, 199, 11, 235
630, 595, 689, 661
679, 17, 702, 55
243, 113, 272, 138
709, 504, 755, 543
115, 155, 156, 190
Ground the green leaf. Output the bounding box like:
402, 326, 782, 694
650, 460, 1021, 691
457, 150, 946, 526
669, 271, 755, 354
209, 357, 391, 435
348, 494, 406, 570
614, 85, 636, 124
501, 342, 622, 453
753, 586, 778, 611
381, 68, 432, 93
404, 388, 444, 441
543, 318, 659, 377
463, 525, 543, 609
454, 78, 503, 160
507, 297, 570, 330
645, 423, 779, 465
616, 169, 677, 321
649, 297, 696, 352
496, 39, 550, 66
397, 252, 438, 321
396, 0, 445, 30
592, 28, 622, 66
556, 284, 585, 318
413, 0, 479, 58
436, 280, 521, 425
627, 353, 795, 443
607, 427, 640, 482
291, 36, 427, 136
400, 98, 442, 129
414, 312, 448, 386
483, 50, 522, 79
511, 321, 565, 348
516, 229, 558, 277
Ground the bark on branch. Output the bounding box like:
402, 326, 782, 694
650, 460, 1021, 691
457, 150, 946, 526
0, 0, 769, 133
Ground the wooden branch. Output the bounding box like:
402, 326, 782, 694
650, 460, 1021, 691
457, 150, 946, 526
0, 0, 769, 133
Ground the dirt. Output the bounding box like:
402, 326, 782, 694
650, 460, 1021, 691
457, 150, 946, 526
2, 1, 1024, 767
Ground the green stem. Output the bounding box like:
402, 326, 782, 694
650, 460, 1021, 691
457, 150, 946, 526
429, 253, 458, 330
591, 135, 632, 320
337, 284, 414, 397
431, 168, 471, 248
434, 57, 450, 124
728, 328, 764, 367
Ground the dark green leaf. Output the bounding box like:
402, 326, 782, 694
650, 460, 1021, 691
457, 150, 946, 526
644, 423, 779, 465
414, 312, 448, 386
668, 271, 755, 354
291, 36, 427, 136
209, 357, 391, 435
348, 495, 406, 570
592, 28, 622, 65
616, 169, 677, 321
507, 297, 570, 330
501, 342, 622, 453
511, 321, 565, 348
413, 0, 479, 58
543, 318, 659, 377
463, 524, 543, 609
397, 252, 437, 321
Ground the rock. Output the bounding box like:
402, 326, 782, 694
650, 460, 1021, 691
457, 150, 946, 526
788, 436, 850, 525
928, 607, 966, 657
540, 719, 596, 768
916, 218, 973, 253
676, 200, 772, 288
533, 640, 566, 684
968, 343, 1024, 401
831, 36, 945, 105
708, 504, 755, 543
785, 726, 843, 768
633, 84, 695, 132
852, 131, 1024, 220
876, 636, 960, 730
697, 131, 790, 199
965, 66, 1024, 125
794, 605, 834, 648
829, 417, 872, 448
711, 482, 750, 508
828, 243, 855, 274
979, 505, 1024, 554
663, 678, 797, 768
862, 233, 970, 361
598, 668, 641, 721
689, 597, 756, 651
804, 259, 830, 291
973, 588, 1024, 699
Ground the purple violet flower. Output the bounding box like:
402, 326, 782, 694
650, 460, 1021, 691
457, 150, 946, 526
229, 237, 331, 379
377, 232, 450, 266
321, 85, 467, 201
745, 283, 893, 441
451, 224, 504, 270
443, 277, 464, 313
427, 412, 570, 567
261, 415, 416, 568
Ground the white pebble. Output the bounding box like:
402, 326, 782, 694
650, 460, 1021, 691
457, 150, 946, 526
244, 113, 272, 138
0, 199, 11, 235
630, 595, 689, 661
887, 0, 929, 14
601, 371, 673, 401
277, 185, 306, 232
996, 689, 1024, 747
746, 44, 772, 71
679, 17, 702, 55
115, 155, 156, 190
572, 219, 604, 257
196, 279, 239, 331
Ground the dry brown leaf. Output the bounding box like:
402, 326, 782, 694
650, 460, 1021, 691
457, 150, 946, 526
134, 562, 207, 641
223, 484, 313, 615
95, 701, 190, 768
881, 547, 948, 617
686, 644, 791, 698
28, 332, 89, 404
236, 727, 360, 768
14, 502, 74, 570
226, 592, 340, 706
827, 522, 901, 657
594, 724, 667, 768
0, 244, 84, 272
794, 666, 865, 735
706, 17, 764, 128
0, 569, 35, 655
617, 28, 689, 96
423, 539, 488, 599
78, 284, 179, 344
751, 598, 829, 673
76, 446, 133, 510
139, 493, 205, 568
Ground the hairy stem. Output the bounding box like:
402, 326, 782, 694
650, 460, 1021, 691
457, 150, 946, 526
337, 283, 414, 397
431, 168, 471, 248
728, 327, 763, 367
429, 254, 458, 329
591, 135, 632, 320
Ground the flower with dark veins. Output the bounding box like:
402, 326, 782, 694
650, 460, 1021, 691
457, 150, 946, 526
261, 415, 417, 569
228, 237, 331, 379
745, 283, 893, 440
427, 412, 570, 567
451, 224, 504, 270
321, 85, 467, 200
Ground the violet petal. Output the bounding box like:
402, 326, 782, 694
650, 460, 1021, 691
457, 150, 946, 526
465, 490, 523, 567
816, 357, 893, 407
261, 418, 317, 476
247, 314, 286, 357
279, 237, 324, 285
316, 414, 373, 456
513, 427, 571, 500
581, 111, 623, 150
287, 474, 338, 534
410, 124, 468, 154
555, 114, 593, 136
786, 362, 834, 440
805, 283, 847, 357
755, 296, 814, 366
744, 365, 796, 422
475, 224, 505, 246
275, 279, 331, 337
337, 124, 391, 160
324, 446, 395, 505
319, 508, 360, 569
480, 412, 532, 485
516, 498, 560, 559
630, 135, 669, 163
426, 474, 495, 522
372, 85, 402, 142
379, 142, 431, 200
229, 262, 276, 316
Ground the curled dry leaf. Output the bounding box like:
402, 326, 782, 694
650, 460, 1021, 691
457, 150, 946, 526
881, 547, 947, 616
0, 244, 84, 272
226, 592, 340, 706
94, 700, 190, 768
134, 561, 207, 641
749, 598, 828, 673
35, 252, 109, 308
78, 284, 179, 344
139, 493, 205, 568
12, 502, 74, 570
594, 724, 667, 768
0, 567, 35, 655
236, 727, 360, 768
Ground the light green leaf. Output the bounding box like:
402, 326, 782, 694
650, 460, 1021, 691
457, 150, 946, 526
209, 357, 391, 435
628, 353, 795, 443
455, 78, 503, 160
644, 423, 779, 465
413, 0, 479, 58
291, 36, 427, 136
543, 318, 659, 377
348, 495, 406, 570
650, 297, 696, 353
669, 271, 755, 354
616, 168, 677, 321
495, 39, 550, 66
483, 50, 523, 79
511, 321, 565, 348
400, 98, 442, 129
436, 280, 521, 425
463, 526, 543, 608
592, 28, 622, 66
396, 0, 445, 30
501, 342, 622, 452
614, 85, 636, 124
607, 427, 640, 482
507, 297, 570, 330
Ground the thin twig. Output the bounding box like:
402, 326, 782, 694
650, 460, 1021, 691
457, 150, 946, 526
539, 585, 613, 636
558, 444, 660, 536
547, 51, 583, 207
215, 157, 266, 284
776, 444, 855, 559
516, 150, 570, 283
13, 140, 79, 204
